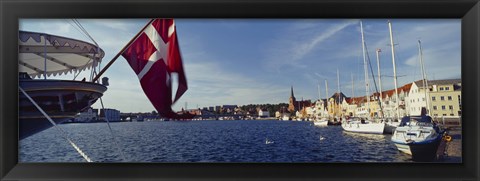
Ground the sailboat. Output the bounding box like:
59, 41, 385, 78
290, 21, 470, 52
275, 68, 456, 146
383, 21, 403, 134
341, 21, 385, 134
313, 84, 328, 126
391, 39, 445, 161
19, 31, 108, 140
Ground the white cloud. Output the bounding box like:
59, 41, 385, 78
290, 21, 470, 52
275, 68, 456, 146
264, 20, 359, 72
292, 20, 358, 61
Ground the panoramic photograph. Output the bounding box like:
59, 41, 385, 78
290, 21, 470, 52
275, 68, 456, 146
18, 19, 461, 163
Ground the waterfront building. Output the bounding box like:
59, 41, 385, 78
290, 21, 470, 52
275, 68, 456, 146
375, 83, 411, 118
276, 106, 290, 119
74, 107, 98, 122
405, 79, 461, 118
222, 105, 238, 114
99, 108, 121, 122
305, 106, 315, 118
214, 106, 222, 113
326, 92, 346, 117
344, 97, 363, 117
333, 79, 461, 120
407, 80, 431, 116
258, 109, 270, 118
275, 111, 281, 118
313, 99, 328, 118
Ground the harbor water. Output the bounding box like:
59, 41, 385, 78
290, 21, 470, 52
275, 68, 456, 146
21, 120, 433, 162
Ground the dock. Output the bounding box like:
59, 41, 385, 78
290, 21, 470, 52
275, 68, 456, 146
436, 126, 462, 162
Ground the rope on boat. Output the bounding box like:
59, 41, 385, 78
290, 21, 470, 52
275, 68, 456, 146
19, 87, 92, 162
99, 97, 127, 161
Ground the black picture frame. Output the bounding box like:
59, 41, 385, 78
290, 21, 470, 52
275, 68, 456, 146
1, 0, 479, 180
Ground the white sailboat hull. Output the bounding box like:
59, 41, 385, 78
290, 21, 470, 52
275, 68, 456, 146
314, 119, 329, 127
342, 121, 386, 134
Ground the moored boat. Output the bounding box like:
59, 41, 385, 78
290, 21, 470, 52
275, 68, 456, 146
342, 117, 385, 134
391, 115, 444, 161
313, 117, 328, 127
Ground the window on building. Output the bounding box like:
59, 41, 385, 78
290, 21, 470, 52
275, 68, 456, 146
433, 106, 437, 110
448, 96, 452, 101
450, 114, 454, 116
442, 105, 446, 110
422, 98, 425, 101
446, 87, 450, 90
417, 98, 419, 102
432, 96, 436, 101
443, 114, 447, 116
440, 87, 444, 91
449, 105, 453, 110
434, 114, 438, 116
441, 96, 445, 101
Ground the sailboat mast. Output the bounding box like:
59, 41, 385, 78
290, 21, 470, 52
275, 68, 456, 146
317, 83, 322, 118
351, 73, 355, 117
360, 21, 370, 119
388, 20, 401, 119
351, 73, 354, 103
376, 49, 383, 103
418, 40, 430, 114
325, 79, 329, 117
337, 68, 341, 117
376, 48, 384, 118
318, 83, 321, 101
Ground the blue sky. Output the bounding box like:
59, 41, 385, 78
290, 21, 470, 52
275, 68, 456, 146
19, 19, 461, 113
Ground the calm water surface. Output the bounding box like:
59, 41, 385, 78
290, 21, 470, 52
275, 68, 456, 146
20, 120, 412, 162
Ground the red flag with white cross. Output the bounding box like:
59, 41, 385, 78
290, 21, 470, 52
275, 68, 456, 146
121, 19, 191, 119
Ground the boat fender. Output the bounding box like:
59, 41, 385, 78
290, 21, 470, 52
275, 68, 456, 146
444, 135, 452, 142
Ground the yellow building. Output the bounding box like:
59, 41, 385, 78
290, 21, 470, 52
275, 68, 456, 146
427, 79, 462, 117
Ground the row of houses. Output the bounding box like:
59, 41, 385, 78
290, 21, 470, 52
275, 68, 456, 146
305, 79, 461, 119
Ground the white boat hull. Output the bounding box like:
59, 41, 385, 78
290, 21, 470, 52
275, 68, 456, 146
314, 119, 328, 127
391, 122, 444, 161
342, 122, 385, 134
392, 134, 443, 161
393, 143, 412, 155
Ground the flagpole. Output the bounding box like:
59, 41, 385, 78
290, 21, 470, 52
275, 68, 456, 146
92, 19, 155, 83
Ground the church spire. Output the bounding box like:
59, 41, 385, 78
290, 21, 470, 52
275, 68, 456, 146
291, 86, 295, 98
288, 86, 297, 113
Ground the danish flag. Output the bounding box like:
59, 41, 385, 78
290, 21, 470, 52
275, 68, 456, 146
122, 19, 191, 119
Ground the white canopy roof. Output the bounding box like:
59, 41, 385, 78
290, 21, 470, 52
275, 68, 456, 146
19, 31, 105, 78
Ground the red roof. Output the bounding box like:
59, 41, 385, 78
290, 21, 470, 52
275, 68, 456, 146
372, 83, 413, 99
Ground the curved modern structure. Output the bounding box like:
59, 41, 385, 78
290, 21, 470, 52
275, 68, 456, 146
19, 31, 107, 140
